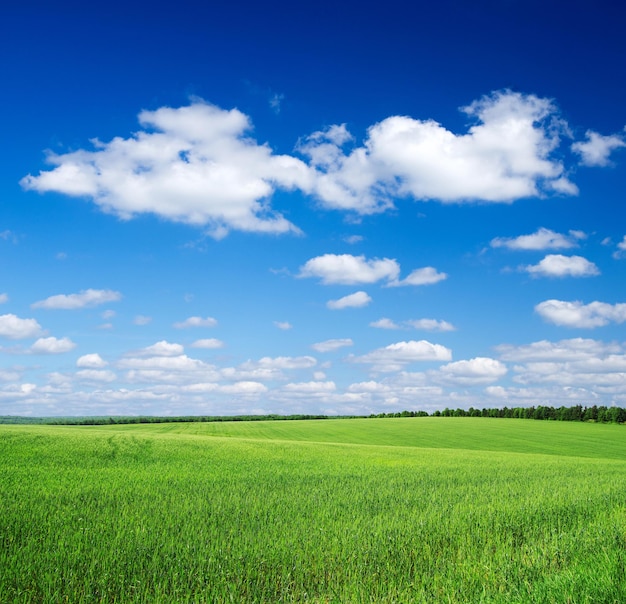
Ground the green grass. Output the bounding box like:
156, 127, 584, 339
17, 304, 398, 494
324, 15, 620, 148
1, 418, 625, 602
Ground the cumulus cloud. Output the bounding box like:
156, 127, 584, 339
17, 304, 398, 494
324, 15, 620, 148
173, 316, 218, 328
387, 267, 447, 287
572, 130, 626, 166
21, 101, 311, 238
0, 314, 44, 339
438, 357, 507, 384
311, 338, 353, 353
191, 338, 224, 349
31, 337, 76, 354
523, 254, 599, 278
327, 291, 372, 310
32, 289, 122, 310
76, 353, 108, 368
298, 90, 576, 213
491, 227, 583, 250
350, 340, 452, 372
136, 341, 185, 356
299, 253, 444, 288
299, 254, 399, 285
535, 300, 626, 328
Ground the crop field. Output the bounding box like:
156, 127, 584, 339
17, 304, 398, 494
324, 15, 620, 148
1, 418, 625, 603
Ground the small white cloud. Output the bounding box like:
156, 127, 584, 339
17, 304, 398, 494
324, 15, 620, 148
269, 93, 284, 114
572, 130, 626, 167
0, 294, 8, 304
300, 254, 399, 285
31, 337, 76, 354
523, 254, 600, 278
76, 353, 108, 368
191, 338, 224, 349
370, 318, 401, 329
388, 267, 447, 287
613, 235, 626, 259
138, 341, 185, 356
535, 299, 626, 328
311, 338, 353, 353
0, 314, 44, 339
406, 319, 456, 331
344, 235, 363, 244
133, 315, 152, 325
351, 340, 452, 372
327, 291, 372, 310
101, 309, 116, 319
496, 338, 620, 362
274, 321, 292, 330
491, 227, 580, 250
173, 316, 218, 329
32, 289, 122, 310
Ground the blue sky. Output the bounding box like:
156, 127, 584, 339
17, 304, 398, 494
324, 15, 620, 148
1, 0, 626, 416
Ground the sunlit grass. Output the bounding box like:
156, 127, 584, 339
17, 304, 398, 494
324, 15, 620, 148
1, 419, 625, 602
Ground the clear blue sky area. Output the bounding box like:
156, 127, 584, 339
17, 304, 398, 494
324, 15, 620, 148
1, 0, 625, 415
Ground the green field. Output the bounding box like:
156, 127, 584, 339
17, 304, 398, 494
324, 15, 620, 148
1, 418, 625, 603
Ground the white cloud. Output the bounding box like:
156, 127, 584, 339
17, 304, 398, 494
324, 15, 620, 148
327, 291, 372, 310
173, 316, 218, 328
405, 318, 456, 332
572, 130, 626, 167
282, 381, 337, 394
439, 357, 507, 384
299, 254, 399, 285
370, 318, 400, 329
0, 314, 44, 339
101, 309, 116, 319
299, 90, 575, 213
387, 267, 447, 287
523, 254, 600, 278
535, 300, 626, 328
133, 315, 152, 325
32, 289, 122, 310
191, 338, 224, 349
31, 337, 76, 354
350, 340, 452, 372
274, 321, 293, 330
76, 369, 117, 382
613, 235, 626, 259
76, 353, 108, 368
497, 338, 621, 362
137, 341, 185, 356
21, 101, 312, 238
311, 338, 353, 353
491, 227, 582, 250
0, 294, 8, 304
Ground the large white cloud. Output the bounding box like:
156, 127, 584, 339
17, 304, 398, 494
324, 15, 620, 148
298, 90, 577, 213
491, 227, 584, 250
572, 130, 626, 167
21, 101, 312, 238
535, 300, 626, 328
523, 254, 599, 278
438, 357, 507, 385
0, 314, 44, 339
350, 340, 452, 372
32, 289, 122, 310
